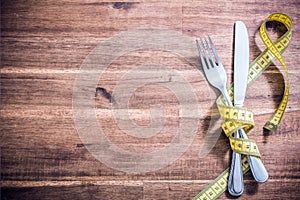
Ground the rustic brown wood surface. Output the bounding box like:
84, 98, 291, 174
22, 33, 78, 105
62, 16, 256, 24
1, 0, 300, 199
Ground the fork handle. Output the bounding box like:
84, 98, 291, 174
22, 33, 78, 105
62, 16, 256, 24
222, 89, 233, 107
221, 89, 244, 196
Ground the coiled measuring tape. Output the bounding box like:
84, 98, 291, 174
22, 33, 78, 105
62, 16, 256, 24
193, 13, 292, 200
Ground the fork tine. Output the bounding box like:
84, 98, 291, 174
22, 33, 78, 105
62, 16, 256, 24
203, 36, 215, 68
196, 39, 208, 70
196, 39, 204, 65
199, 37, 213, 69
208, 35, 221, 66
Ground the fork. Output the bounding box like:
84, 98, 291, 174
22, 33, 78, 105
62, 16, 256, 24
196, 36, 244, 196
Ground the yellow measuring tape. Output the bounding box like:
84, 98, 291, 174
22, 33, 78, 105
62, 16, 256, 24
193, 13, 292, 200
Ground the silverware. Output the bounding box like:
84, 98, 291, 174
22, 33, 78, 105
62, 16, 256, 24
196, 24, 269, 198
233, 21, 269, 184
196, 36, 232, 106
227, 21, 251, 196
195, 36, 244, 196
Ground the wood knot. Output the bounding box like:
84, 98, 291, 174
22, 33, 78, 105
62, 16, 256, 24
112, 2, 134, 10
95, 87, 113, 103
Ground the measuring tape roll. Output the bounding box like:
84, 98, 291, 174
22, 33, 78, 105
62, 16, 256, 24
194, 13, 292, 200
258, 13, 291, 131
216, 90, 258, 157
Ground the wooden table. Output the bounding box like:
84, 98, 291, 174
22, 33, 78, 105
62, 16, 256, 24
1, 1, 299, 199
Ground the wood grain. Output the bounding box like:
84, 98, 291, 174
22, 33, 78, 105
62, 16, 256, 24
1, 0, 300, 199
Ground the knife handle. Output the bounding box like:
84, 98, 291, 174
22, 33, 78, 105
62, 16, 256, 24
227, 130, 244, 196
239, 129, 269, 182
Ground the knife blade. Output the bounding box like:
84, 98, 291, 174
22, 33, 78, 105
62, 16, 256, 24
234, 21, 249, 107
233, 21, 269, 183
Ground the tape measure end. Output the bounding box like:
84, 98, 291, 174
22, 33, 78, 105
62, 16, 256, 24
263, 122, 278, 132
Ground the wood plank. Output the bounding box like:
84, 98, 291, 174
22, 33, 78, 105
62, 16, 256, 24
1, 179, 299, 199
1, 183, 144, 200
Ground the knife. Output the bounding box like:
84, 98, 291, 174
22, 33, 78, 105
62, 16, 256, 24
227, 21, 246, 197
234, 21, 269, 184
